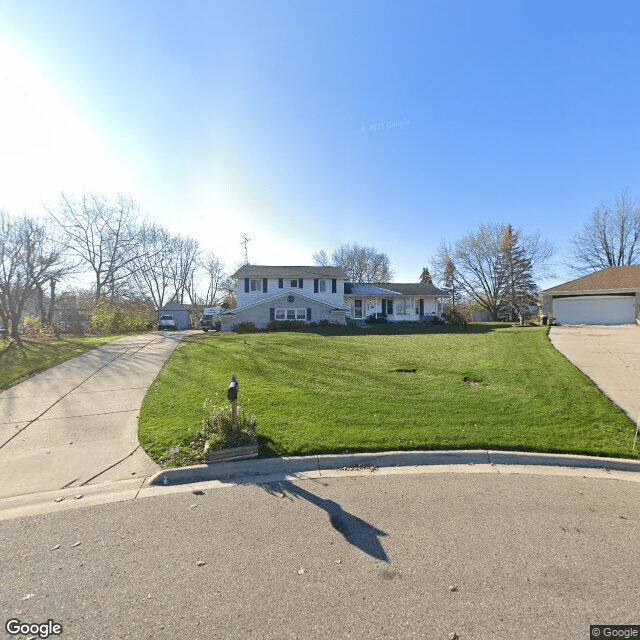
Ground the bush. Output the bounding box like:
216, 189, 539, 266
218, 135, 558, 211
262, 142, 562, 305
443, 308, 468, 325
21, 315, 42, 337
234, 321, 258, 333
265, 320, 309, 332
365, 314, 388, 324
90, 299, 154, 334
201, 400, 257, 451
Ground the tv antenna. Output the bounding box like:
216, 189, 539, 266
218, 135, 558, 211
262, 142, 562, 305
241, 234, 251, 265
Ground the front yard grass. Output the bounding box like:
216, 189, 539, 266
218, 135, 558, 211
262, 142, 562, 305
138, 325, 639, 467
0, 335, 122, 390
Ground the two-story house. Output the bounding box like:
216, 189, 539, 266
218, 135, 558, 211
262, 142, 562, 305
220, 265, 348, 331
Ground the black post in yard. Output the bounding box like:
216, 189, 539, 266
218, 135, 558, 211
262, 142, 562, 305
227, 375, 239, 434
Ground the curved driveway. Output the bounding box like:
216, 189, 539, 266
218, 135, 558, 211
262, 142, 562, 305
549, 324, 640, 424
0, 332, 187, 499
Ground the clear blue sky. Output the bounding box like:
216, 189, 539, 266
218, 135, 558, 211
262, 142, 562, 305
1, 0, 639, 287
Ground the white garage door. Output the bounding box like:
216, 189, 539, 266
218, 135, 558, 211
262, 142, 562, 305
553, 296, 635, 325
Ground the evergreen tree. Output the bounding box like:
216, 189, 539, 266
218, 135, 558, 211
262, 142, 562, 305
419, 267, 433, 284
499, 224, 537, 324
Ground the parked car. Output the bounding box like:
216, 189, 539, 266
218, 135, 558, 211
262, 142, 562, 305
200, 313, 214, 332
158, 314, 177, 331
199, 307, 221, 332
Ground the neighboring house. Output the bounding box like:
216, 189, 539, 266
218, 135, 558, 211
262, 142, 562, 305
344, 282, 445, 321
219, 266, 447, 331
220, 265, 348, 331
157, 302, 191, 329
541, 265, 640, 325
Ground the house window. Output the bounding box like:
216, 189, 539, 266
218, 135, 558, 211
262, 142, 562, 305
273, 308, 309, 322
290, 279, 298, 288
250, 279, 262, 292
319, 280, 326, 292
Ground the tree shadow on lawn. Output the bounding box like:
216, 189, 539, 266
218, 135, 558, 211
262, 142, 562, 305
185, 323, 526, 340
261, 478, 388, 562
267, 322, 519, 337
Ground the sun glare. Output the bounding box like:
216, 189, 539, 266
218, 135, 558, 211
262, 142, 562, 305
0, 40, 135, 213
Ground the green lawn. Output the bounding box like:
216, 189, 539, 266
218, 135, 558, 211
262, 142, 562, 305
0, 335, 123, 390
138, 325, 638, 467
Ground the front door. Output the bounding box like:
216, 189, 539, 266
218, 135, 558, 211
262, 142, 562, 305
419, 299, 424, 317
354, 300, 363, 319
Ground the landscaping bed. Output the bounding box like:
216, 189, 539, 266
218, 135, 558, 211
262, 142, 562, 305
138, 325, 638, 467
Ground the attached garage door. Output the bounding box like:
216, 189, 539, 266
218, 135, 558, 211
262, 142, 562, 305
553, 296, 635, 325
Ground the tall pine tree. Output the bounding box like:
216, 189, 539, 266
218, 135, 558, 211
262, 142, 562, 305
499, 224, 537, 324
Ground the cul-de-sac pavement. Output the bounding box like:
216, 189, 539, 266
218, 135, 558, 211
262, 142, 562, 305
0, 326, 639, 640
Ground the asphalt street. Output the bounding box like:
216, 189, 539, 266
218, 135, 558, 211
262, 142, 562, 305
1, 471, 639, 640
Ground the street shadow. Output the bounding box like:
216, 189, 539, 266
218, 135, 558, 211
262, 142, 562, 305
262, 479, 388, 562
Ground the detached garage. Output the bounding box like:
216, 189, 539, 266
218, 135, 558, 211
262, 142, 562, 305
542, 266, 640, 325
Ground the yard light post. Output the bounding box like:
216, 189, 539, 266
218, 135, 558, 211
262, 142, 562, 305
227, 375, 239, 434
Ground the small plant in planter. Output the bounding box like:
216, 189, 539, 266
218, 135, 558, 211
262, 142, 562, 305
201, 398, 258, 454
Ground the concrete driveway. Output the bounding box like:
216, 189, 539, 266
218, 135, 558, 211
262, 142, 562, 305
549, 324, 640, 424
0, 331, 189, 499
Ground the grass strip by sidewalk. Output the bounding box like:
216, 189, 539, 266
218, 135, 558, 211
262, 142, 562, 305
138, 325, 638, 467
0, 335, 123, 390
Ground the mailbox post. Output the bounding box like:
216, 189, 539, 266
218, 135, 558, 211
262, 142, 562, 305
227, 375, 239, 434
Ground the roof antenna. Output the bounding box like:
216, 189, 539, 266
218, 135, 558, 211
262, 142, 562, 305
241, 234, 251, 265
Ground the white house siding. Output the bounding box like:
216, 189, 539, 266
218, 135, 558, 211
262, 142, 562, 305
221, 294, 345, 330
347, 296, 439, 321
237, 277, 345, 310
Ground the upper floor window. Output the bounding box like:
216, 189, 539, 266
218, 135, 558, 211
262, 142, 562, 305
318, 280, 326, 292
250, 279, 262, 292
290, 279, 298, 288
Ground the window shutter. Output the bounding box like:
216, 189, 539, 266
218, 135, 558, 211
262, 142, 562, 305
307, 308, 312, 321
270, 308, 275, 321
298, 278, 303, 288
314, 278, 319, 293
245, 278, 249, 293
263, 278, 268, 293
332, 279, 337, 293
279, 278, 283, 288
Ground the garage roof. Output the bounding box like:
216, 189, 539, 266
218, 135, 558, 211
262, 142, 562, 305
543, 265, 640, 294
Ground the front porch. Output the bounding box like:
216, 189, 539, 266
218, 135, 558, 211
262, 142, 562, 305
346, 291, 442, 323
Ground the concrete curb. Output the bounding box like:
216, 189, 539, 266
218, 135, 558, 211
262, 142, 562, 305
3, 449, 640, 522
147, 449, 640, 487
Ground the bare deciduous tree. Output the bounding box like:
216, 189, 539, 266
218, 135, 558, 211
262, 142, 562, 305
313, 242, 393, 283
49, 193, 147, 300
170, 235, 200, 305
570, 191, 640, 273
127, 223, 174, 308
201, 252, 226, 306
0, 212, 66, 345
433, 222, 554, 321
